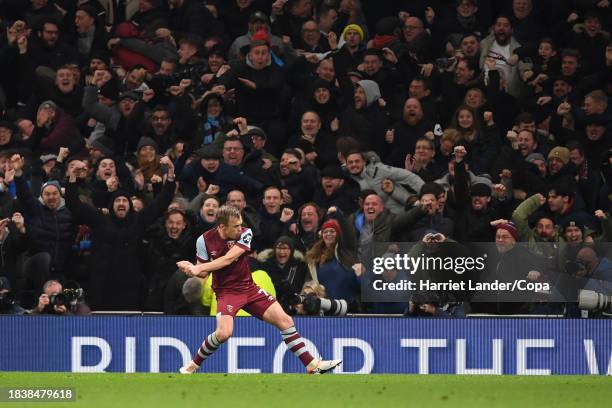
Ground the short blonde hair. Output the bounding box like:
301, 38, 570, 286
215, 205, 241, 226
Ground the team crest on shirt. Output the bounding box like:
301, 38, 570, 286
226, 305, 234, 313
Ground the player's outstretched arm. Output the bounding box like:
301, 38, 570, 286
193, 245, 246, 277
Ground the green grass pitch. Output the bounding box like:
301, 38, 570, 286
1, 372, 610, 408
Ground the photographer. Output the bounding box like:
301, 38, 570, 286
32, 280, 90, 315
563, 247, 612, 318
0, 276, 25, 315
404, 232, 470, 317
289, 281, 357, 317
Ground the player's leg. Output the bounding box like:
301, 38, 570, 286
259, 300, 342, 374
180, 314, 233, 374
180, 292, 241, 374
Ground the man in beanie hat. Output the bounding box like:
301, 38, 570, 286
220, 29, 286, 156
333, 23, 365, 76
9, 155, 75, 307
547, 146, 570, 176
257, 234, 308, 311
65, 157, 177, 310
453, 149, 514, 242
228, 11, 288, 62
338, 80, 389, 153
88, 135, 116, 160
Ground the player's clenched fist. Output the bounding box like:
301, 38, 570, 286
177, 261, 197, 277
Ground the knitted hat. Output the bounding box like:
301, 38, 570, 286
547, 146, 570, 165
356, 80, 381, 108
496, 221, 519, 241
525, 152, 546, 164
90, 135, 116, 156
41, 180, 62, 195
38, 100, 57, 111
320, 165, 344, 179
136, 136, 158, 152
470, 182, 491, 197
562, 219, 585, 233
251, 29, 271, 47
274, 235, 295, 252
342, 24, 364, 42
321, 219, 342, 237
245, 126, 266, 140
40, 153, 58, 164
196, 145, 222, 160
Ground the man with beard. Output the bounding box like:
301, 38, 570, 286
339, 79, 390, 153
287, 202, 322, 253
345, 151, 424, 215
547, 183, 598, 233
357, 49, 402, 115
385, 98, 432, 167
277, 148, 317, 211
511, 193, 567, 273
452, 146, 513, 242
480, 15, 532, 98
144, 106, 178, 153
65, 156, 177, 310
313, 165, 359, 215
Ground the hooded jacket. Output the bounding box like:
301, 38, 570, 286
65, 179, 176, 310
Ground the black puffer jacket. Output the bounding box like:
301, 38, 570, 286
141, 223, 196, 311
66, 179, 176, 310
15, 176, 75, 271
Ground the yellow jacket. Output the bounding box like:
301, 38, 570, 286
201, 270, 276, 316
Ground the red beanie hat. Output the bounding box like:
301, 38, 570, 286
251, 29, 270, 47
496, 221, 519, 241
321, 219, 342, 237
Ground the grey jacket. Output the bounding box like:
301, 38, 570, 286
349, 153, 425, 214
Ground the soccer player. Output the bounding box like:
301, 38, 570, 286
177, 205, 341, 374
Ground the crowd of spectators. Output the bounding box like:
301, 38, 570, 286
0, 0, 610, 317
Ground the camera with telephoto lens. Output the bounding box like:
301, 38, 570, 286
49, 281, 85, 310
578, 290, 612, 315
